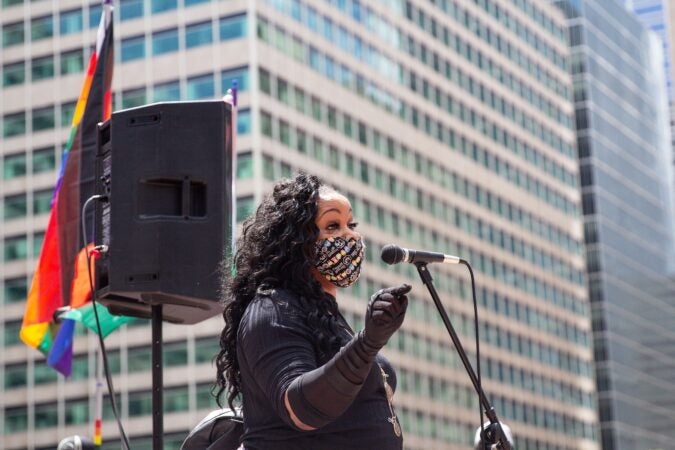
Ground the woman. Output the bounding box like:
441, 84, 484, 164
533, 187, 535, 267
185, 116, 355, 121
215, 173, 411, 449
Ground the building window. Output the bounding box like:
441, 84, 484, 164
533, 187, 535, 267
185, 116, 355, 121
120, 0, 144, 21
60, 9, 83, 35
61, 49, 84, 75
3, 112, 26, 138
32, 106, 56, 132
65, 399, 89, 425
2, 21, 25, 48
33, 232, 44, 257
3, 276, 27, 304
32, 55, 55, 81
279, 120, 290, 145
127, 346, 152, 372
195, 337, 220, 364
221, 66, 248, 93
163, 386, 189, 413
151, 0, 177, 13
263, 154, 275, 180
35, 403, 58, 428
61, 101, 77, 127
3, 61, 25, 87
236, 152, 253, 179
260, 111, 272, 137
186, 21, 212, 48
153, 80, 180, 101
164, 341, 188, 367
33, 189, 53, 214
3, 153, 26, 179
121, 35, 145, 62
4, 407, 27, 432
259, 68, 270, 94
70, 355, 89, 380
4, 193, 27, 220
219, 14, 246, 41
88, 4, 102, 28
152, 28, 179, 56
4, 235, 28, 261
31, 15, 54, 41
121, 87, 147, 109
4, 320, 22, 346
186, 73, 214, 100
236, 196, 254, 222
33, 147, 56, 173
2, 0, 23, 8
4, 363, 27, 388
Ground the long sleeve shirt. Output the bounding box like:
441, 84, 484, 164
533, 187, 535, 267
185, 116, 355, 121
236, 288, 403, 450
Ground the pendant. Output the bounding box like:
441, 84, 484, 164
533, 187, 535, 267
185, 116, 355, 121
388, 416, 402, 437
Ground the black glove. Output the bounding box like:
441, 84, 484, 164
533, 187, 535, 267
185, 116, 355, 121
285, 284, 411, 430
362, 284, 411, 352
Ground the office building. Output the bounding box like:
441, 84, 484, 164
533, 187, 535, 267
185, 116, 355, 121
557, 0, 675, 448
623, 0, 675, 165
624, 1, 671, 95
1, 0, 598, 448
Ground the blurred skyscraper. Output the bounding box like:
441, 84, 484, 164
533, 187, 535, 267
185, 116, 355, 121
624, 1, 671, 94
2, 0, 598, 449
557, 0, 675, 448
623, 0, 675, 164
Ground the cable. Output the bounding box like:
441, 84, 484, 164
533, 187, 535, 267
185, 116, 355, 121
81, 194, 131, 450
460, 259, 484, 449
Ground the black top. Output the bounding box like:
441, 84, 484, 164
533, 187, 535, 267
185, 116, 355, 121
237, 288, 404, 450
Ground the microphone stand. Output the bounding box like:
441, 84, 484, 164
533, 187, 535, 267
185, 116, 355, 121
414, 262, 512, 450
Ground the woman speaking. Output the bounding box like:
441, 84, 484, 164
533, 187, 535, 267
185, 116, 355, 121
215, 173, 410, 449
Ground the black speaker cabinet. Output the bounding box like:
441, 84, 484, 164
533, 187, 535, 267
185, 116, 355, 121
95, 101, 233, 324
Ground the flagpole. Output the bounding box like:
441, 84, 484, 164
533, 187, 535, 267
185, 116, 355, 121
95, 3, 112, 448
224, 81, 237, 259
95, 347, 103, 448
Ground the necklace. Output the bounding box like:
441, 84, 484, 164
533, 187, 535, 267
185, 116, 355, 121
336, 311, 402, 437
378, 363, 402, 437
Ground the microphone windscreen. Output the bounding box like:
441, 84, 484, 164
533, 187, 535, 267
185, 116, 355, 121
381, 244, 403, 265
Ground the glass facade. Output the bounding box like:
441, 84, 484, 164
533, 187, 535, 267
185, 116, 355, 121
1, 0, 598, 449
558, 0, 675, 449
624, 0, 672, 104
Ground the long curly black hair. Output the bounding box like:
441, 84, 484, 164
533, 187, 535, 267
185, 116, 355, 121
214, 173, 347, 410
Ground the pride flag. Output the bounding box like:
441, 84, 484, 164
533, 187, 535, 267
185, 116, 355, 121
20, 0, 131, 376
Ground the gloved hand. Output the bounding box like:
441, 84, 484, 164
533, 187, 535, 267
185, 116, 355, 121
362, 284, 411, 351
474, 421, 514, 450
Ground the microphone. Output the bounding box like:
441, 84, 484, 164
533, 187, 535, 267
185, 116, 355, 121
381, 244, 461, 265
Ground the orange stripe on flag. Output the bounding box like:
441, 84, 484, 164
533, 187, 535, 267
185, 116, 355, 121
71, 53, 98, 128
70, 244, 95, 309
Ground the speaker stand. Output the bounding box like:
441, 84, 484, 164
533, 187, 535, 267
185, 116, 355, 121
152, 304, 163, 450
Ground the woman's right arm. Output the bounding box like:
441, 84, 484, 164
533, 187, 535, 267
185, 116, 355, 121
283, 284, 410, 429
241, 285, 410, 431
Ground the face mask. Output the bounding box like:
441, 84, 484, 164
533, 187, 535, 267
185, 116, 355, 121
314, 236, 365, 288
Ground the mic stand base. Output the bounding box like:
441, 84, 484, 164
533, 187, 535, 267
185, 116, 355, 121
480, 420, 512, 450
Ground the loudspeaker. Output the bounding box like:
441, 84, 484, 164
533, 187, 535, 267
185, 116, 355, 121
95, 101, 233, 324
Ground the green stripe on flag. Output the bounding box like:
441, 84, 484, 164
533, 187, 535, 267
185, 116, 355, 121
64, 303, 135, 338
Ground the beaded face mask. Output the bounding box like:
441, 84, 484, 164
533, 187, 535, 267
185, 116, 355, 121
314, 236, 365, 287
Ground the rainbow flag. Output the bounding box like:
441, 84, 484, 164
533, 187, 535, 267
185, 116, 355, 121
20, 0, 130, 376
